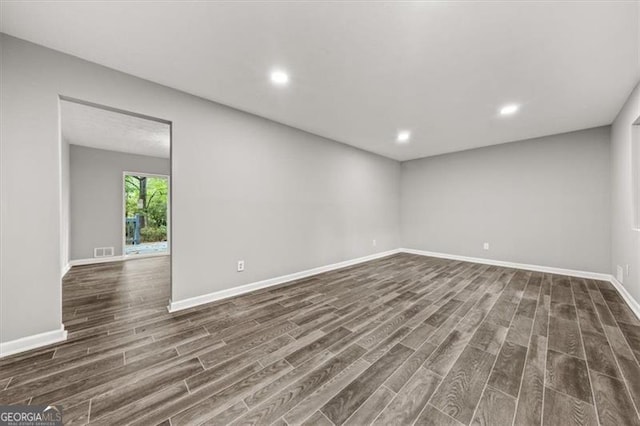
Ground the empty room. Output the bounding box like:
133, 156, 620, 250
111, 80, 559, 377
0, 1, 639, 425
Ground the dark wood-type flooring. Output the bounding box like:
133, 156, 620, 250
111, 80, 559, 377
1, 253, 640, 425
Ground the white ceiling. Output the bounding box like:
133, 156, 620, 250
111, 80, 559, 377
2, 2, 639, 161
61, 100, 170, 158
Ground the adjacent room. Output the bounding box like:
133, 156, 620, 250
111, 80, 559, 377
0, 2, 639, 425
60, 98, 172, 338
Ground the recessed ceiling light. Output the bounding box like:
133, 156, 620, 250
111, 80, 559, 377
499, 104, 519, 116
396, 131, 411, 143
270, 70, 289, 86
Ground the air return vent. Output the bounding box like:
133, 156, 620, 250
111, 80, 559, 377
94, 247, 114, 258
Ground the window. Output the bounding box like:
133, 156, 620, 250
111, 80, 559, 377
124, 173, 170, 256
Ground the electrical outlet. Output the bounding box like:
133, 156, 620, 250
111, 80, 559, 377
483, 242, 490, 250
237, 260, 245, 272
373, 239, 377, 247
617, 265, 624, 284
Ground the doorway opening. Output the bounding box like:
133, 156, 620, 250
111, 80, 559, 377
124, 172, 171, 256
59, 95, 172, 338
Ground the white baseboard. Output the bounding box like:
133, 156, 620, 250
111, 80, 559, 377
0, 326, 67, 358
5, 247, 639, 358
401, 247, 639, 321
61, 263, 71, 278
70, 252, 169, 267
400, 248, 612, 281
168, 249, 401, 312
610, 277, 640, 321
70, 255, 125, 266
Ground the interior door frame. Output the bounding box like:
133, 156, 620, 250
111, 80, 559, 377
634, 118, 640, 232
122, 171, 171, 258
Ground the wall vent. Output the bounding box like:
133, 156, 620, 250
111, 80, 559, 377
94, 247, 114, 258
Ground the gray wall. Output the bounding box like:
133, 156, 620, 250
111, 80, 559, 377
1, 31, 626, 347
0, 34, 400, 343
69, 145, 170, 260
611, 79, 640, 302
60, 138, 70, 273
401, 127, 611, 273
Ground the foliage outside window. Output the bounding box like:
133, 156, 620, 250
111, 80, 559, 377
125, 175, 168, 243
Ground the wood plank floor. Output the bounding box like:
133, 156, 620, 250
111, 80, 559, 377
1, 253, 640, 425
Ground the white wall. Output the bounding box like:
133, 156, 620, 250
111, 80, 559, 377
0, 34, 401, 343
69, 145, 171, 260
401, 127, 611, 273
611, 80, 640, 302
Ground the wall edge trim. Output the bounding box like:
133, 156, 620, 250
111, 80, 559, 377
400, 248, 612, 280
69, 252, 169, 266
5, 248, 638, 357
168, 249, 402, 312
0, 326, 67, 358
61, 263, 71, 278
610, 276, 640, 321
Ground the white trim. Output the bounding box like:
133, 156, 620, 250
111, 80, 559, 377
70, 252, 169, 267
401, 248, 640, 320
610, 276, 640, 321
61, 263, 71, 278
71, 255, 124, 266
168, 249, 401, 312
399, 248, 612, 281
8, 247, 639, 358
0, 326, 67, 358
